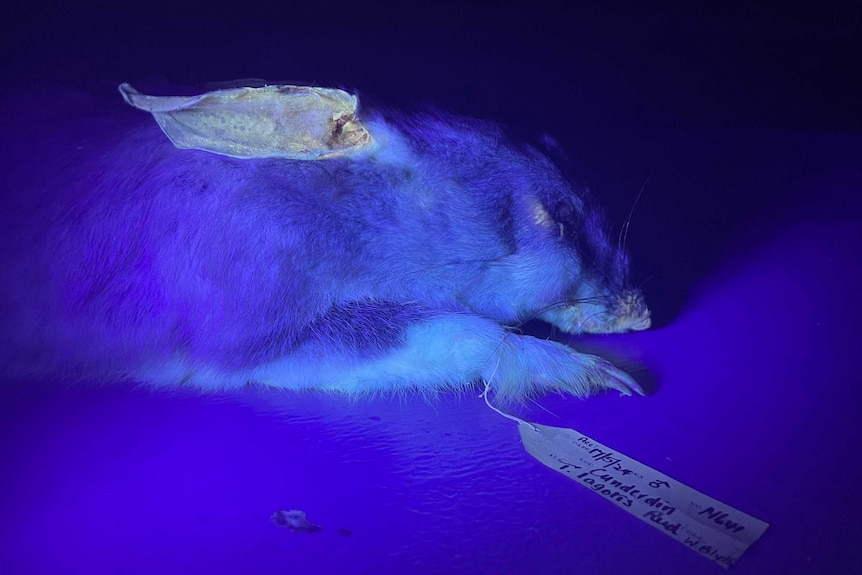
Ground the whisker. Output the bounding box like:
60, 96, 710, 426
509, 295, 612, 332
369, 255, 505, 287
575, 309, 604, 333
620, 171, 654, 253
637, 274, 657, 291
485, 327, 520, 367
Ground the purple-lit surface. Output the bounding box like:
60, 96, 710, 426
4, 209, 860, 574
2, 3, 861, 574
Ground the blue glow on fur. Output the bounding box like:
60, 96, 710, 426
0, 92, 650, 400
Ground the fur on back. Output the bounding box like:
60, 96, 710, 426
0, 87, 648, 398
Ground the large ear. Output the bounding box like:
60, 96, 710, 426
118, 83, 373, 160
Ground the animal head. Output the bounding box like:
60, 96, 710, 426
524, 153, 651, 335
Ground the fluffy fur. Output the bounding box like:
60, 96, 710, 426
0, 87, 650, 401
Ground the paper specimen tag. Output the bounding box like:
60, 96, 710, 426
519, 422, 768, 569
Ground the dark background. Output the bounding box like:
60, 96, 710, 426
1, 1, 861, 574
3, 0, 859, 319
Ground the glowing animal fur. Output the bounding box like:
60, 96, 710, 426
0, 88, 650, 400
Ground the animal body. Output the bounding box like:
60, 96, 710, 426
0, 85, 650, 401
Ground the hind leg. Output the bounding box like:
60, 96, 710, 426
250, 303, 642, 400
483, 333, 644, 400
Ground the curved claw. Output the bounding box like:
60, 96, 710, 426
599, 360, 645, 397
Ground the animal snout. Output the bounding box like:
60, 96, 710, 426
617, 290, 651, 331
